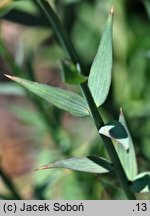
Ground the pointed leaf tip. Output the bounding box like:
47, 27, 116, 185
34, 164, 50, 171
6, 76, 89, 117
110, 6, 114, 15
34, 157, 113, 174
4, 74, 13, 80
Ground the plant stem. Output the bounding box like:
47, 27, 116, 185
34, 0, 136, 200
0, 168, 22, 199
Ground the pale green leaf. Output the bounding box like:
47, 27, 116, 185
131, 172, 150, 193
35, 156, 113, 174
5, 75, 89, 117
115, 109, 138, 180
88, 8, 113, 107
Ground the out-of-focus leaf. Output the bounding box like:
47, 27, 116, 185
13, 0, 38, 15
130, 172, 150, 193
125, 101, 150, 118
35, 156, 113, 174
144, 0, 150, 18
0, 38, 24, 77
5, 75, 89, 117
2, 9, 48, 26
1, 1, 46, 27
62, 0, 80, 4
99, 121, 129, 151
0, 0, 13, 16
0, 82, 25, 96
115, 109, 138, 180
128, 52, 146, 99
0, 0, 21, 17
61, 60, 87, 84
35, 44, 64, 66
88, 7, 113, 107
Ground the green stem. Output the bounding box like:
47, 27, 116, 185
34, 0, 136, 200
0, 168, 22, 199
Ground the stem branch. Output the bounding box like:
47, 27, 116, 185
34, 0, 136, 200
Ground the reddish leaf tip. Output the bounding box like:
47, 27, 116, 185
34, 164, 50, 171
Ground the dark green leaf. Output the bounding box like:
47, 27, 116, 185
35, 156, 113, 174
2, 9, 47, 26
130, 172, 150, 193
5, 75, 89, 117
88, 7, 113, 107
61, 60, 87, 84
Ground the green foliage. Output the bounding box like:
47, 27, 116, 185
6, 75, 89, 117
36, 156, 113, 174
88, 7, 113, 107
131, 172, 150, 193
61, 60, 87, 84
99, 121, 129, 151
0, 0, 149, 200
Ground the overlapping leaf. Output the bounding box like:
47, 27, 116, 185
5, 75, 89, 117
61, 60, 87, 84
115, 109, 138, 180
88, 8, 113, 107
35, 156, 113, 174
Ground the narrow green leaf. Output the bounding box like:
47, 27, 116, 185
5, 75, 89, 117
35, 156, 113, 174
130, 172, 150, 193
115, 108, 138, 180
61, 60, 87, 84
88, 7, 113, 107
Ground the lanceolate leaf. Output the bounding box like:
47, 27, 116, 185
88, 7, 113, 107
115, 109, 138, 180
5, 75, 90, 117
35, 156, 113, 174
130, 172, 150, 193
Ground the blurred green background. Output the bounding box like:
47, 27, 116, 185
0, 0, 150, 199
